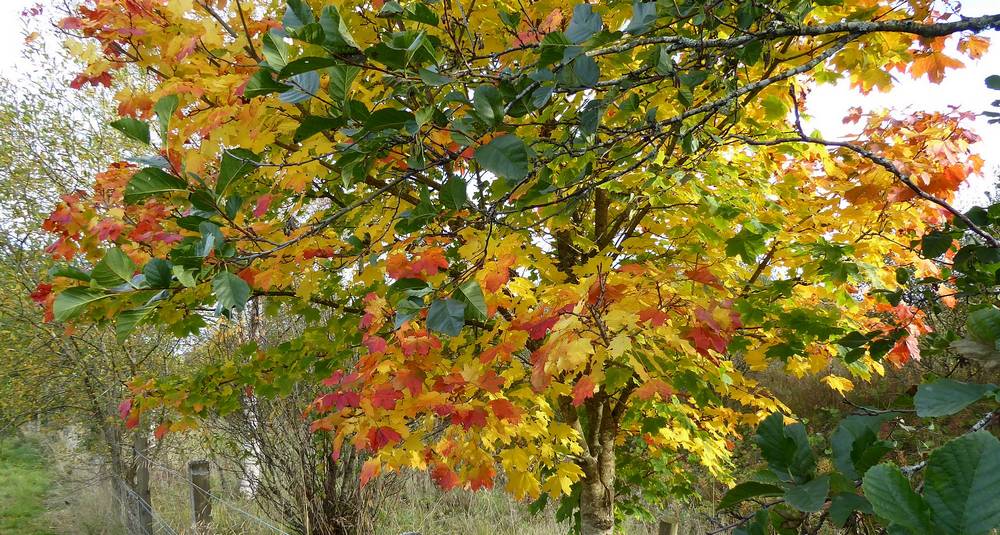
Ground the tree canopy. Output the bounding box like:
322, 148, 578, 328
38, 0, 1000, 532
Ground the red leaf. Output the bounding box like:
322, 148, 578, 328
638, 308, 668, 327
30, 283, 52, 305
118, 398, 133, 420
488, 399, 521, 423
371, 384, 403, 410
154, 423, 169, 441
386, 247, 449, 280
571, 376, 597, 407
431, 464, 460, 491
253, 194, 273, 218
634, 379, 673, 401
684, 266, 722, 289
367, 426, 402, 451
432, 372, 467, 394
477, 370, 505, 393
399, 330, 442, 356
95, 218, 124, 241
363, 335, 388, 355
686, 325, 728, 356
395, 369, 424, 396
451, 407, 487, 430
125, 413, 140, 430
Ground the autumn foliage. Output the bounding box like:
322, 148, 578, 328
37, 0, 999, 531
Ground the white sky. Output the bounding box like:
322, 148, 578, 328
0, 0, 997, 206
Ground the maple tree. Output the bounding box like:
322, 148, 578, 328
38, 0, 1000, 532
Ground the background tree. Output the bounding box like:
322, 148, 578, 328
41, 1, 1000, 533
0, 18, 181, 535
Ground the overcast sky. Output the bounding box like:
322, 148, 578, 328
0, 0, 996, 207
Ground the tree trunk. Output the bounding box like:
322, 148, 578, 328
579, 425, 616, 535
131, 424, 154, 535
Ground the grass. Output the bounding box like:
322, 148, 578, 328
0, 435, 55, 535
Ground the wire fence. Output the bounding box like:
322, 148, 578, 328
131, 449, 292, 535
109, 475, 179, 535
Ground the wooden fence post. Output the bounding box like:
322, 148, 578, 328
188, 459, 212, 531
658, 519, 679, 535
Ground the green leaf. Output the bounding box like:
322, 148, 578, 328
754, 412, 815, 482
109, 118, 150, 145
718, 482, 784, 510
262, 30, 290, 70
566, 4, 602, 43
440, 176, 467, 209
124, 168, 188, 203
726, 229, 766, 264
862, 464, 932, 533
279, 71, 319, 104
53, 287, 111, 322
246, 69, 291, 98
986, 75, 1000, 90
294, 115, 345, 143
212, 271, 250, 312
153, 94, 179, 139
603, 366, 633, 391
48, 265, 91, 282
418, 67, 452, 86
426, 298, 466, 336
142, 258, 173, 289
921, 230, 953, 258
625, 1, 657, 34
473, 85, 504, 127
216, 148, 260, 195
284, 0, 315, 29
967, 306, 1000, 344
829, 494, 873, 527
388, 278, 432, 296
474, 134, 529, 182
116, 307, 153, 342
831, 413, 896, 480
279, 56, 340, 79
923, 431, 1000, 535
914, 379, 997, 417
572, 55, 600, 87
328, 65, 360, 104
365, 108, 414, 132
539, 32, 572, 67
91, 248, 138, 289
319, 5, 359, 51
784, 475, 830, 513
172, 266, 197, 288
455, 280, 487, 321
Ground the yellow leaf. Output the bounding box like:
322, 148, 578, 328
821, 375, 854, 395
608, 333, 631, 358
506, 470, 540, 500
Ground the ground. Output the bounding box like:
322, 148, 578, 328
0, 435, 54, 535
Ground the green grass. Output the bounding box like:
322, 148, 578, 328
0, 436, 55, 535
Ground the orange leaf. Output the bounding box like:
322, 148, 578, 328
431, 464, 460, 491
958, 35, 990, 60
910, 51, 964, 84
571, 376, 597, 407
360, 459, 381, 486
634, 379, 673, 401
488, 399, 522, 423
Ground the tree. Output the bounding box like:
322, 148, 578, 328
0, 18, 185, 535
41, 1, 1000, 533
